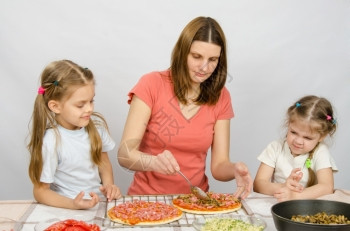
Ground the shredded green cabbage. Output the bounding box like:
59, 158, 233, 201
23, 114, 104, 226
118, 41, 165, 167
201, 218, 264, 231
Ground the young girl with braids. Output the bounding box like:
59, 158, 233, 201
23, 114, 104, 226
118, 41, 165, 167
253, 95, 338, 202
27, 60, 121, 209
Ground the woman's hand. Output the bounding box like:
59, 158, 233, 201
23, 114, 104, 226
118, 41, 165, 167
285, 168, 303, 192
100, 184, 122, 202
232, 162, 253, 199
150, 150, 180, 175
72, 191, 100, 209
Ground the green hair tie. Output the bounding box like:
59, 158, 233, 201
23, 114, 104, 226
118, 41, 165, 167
305, 158, 312, 169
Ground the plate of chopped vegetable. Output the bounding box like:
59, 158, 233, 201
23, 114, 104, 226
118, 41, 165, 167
192, 214, 266, 231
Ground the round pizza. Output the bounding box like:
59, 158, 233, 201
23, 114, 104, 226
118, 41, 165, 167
107, 200, 183, 226
172, 192, 241, 214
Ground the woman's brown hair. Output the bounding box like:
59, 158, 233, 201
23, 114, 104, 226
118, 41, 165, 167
171, 16, 227, 105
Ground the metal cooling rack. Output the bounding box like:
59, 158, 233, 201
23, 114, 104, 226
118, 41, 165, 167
102, 194, 251, 228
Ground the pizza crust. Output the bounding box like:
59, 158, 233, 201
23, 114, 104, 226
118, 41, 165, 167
172, 202, 241, 215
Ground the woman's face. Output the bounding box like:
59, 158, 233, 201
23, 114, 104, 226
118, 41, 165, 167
187, 41, 221, 86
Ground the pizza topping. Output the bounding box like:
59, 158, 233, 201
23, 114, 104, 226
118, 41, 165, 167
172, 192, 241, 214
110, 200, 182, 225
174, 192, 238, 209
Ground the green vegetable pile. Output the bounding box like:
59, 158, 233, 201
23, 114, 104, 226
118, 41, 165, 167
201, 217, 264, 231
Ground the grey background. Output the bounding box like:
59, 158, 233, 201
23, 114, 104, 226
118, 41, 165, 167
0, 0, 349, 200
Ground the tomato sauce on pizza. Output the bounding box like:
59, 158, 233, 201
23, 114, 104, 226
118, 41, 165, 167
172, 192, 241, 214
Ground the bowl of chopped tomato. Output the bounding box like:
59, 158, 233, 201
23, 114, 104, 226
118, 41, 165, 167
35, 215, 103, 231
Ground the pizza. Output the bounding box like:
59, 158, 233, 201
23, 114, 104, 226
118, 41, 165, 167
44, 219, 100, 231
107, 200, 183, 226
172, 192, 241, 214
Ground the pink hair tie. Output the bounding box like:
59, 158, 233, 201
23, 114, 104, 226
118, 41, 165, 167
326, 115, 332, 121
38, 86, 45, 95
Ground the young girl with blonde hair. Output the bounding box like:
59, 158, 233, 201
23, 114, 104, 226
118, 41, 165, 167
28, 60, 121, 209
254, 95, 338, 202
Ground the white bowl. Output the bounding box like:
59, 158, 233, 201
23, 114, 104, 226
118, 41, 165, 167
192, 214, 266, 231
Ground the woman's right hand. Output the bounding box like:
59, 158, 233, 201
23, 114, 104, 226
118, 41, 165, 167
285, 168, 303, 192
150, 150, 180, 175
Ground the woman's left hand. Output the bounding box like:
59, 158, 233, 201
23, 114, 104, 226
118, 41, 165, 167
232, 162, 253, 199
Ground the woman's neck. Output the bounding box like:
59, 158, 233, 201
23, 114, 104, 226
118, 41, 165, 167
187, 85, 200, 100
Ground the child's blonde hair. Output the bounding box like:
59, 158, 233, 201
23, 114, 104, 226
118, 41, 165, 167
286, 95, 337, 187
28, 60, 107, 185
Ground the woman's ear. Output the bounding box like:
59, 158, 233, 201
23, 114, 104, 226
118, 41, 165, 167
48, 100, 61, 114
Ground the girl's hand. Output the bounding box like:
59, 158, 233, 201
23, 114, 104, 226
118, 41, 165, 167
72, 191, 100, 209
151, 150, 180, 175
285, 168, 303, 192
100, 184, 122, 202
274, 186, 298, 202
232, 162, 253, 199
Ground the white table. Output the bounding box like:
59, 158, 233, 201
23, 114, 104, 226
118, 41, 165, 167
2, 190, 349, 230
0, 192, 280, 231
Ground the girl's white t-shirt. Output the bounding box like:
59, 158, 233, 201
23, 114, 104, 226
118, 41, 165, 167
257, 140, 338, 187
40, 124, 115, 199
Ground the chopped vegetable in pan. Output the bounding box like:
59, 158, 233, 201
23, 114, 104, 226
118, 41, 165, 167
291, 212, 350, 224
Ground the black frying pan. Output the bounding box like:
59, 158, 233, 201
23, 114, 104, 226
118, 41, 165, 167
271, 200, 350, 231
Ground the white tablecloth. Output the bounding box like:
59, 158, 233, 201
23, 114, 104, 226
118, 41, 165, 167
2, 190, 349, 231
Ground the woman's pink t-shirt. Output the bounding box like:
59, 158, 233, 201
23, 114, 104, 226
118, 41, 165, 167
127, 70, 234, 195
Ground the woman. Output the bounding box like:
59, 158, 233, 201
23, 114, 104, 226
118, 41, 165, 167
118, 16, 252, 199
